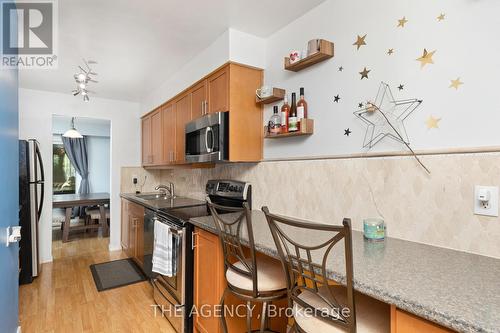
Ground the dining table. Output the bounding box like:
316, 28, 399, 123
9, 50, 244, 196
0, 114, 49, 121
52, 192, 110, 242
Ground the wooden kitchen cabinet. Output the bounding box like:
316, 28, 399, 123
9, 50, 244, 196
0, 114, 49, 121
207, 66, 229, 114
141, 116, 152, 165
150, 109, 163, 165
191, 80, 208, 119
142, 108, 163, 166
391, 306, 455, 333
193, 227, 288, 333
120, 199, 130, 253
122, 200, 145, 266
193, 227, 225, 333
141, 62, 263, 167
162, 103, 176, 164
174, 93, 192, 163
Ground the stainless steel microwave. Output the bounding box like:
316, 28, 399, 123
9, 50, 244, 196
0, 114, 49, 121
185, 111, 229, 163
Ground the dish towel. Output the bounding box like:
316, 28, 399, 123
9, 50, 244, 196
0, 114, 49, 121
152, 220, 177, 277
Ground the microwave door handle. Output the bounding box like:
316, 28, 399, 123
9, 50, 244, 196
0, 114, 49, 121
205, 126, 213, 153
209, 127, 215, 151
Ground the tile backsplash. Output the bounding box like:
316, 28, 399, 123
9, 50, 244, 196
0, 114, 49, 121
121, 153, 500, 259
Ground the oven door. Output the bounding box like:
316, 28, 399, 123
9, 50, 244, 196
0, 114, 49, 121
149, 221, 185, 303
153, 276, 185, 332
185, 112, 228, 163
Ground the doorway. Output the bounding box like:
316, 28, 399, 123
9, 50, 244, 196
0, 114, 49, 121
51, 115, 111, 259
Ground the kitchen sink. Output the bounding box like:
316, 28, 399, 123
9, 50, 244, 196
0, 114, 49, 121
136, 194, 176, 200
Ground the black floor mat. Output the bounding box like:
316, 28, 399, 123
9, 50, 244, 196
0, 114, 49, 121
90, 258, 147, 292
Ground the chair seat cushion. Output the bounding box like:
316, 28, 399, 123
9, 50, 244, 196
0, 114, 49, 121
86, 207, 110, 219
226, 256, 287, 292
293, 285, 390, 333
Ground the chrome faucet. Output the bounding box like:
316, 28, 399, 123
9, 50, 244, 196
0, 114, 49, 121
155, 182, 175, 198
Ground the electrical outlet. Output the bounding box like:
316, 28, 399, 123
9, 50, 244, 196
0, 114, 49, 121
474, 186, 499, 217
132, 175, 138, 185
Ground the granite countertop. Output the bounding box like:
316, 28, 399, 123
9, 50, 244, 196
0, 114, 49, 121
190, 211, 500, 333
120, 192, 206, 211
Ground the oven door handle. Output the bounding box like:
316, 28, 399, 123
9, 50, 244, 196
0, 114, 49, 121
205, 126, 213, 153
169, 228, 183, 236
153, 217, 185, 234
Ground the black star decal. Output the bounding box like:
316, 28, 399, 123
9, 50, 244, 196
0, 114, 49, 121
344, 128, 352, 136
334, 95, 341, 103
338, 66, 344, 72
358, 102, 364, 108
398, 84, 404, 91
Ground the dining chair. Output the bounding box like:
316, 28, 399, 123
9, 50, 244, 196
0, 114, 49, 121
262, 207, 388, 333
207, 198, 287, 333
85, 206, 110, 229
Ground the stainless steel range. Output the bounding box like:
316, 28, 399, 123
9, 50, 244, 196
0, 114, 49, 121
144, 179, 251, 333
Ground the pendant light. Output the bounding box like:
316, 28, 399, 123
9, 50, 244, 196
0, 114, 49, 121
63, 117, 83, 138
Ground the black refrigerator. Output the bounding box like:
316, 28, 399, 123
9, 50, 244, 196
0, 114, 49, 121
19, 139, 45, 285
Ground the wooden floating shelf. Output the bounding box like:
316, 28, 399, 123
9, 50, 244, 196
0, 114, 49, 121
265, 119, 314, 139
284, 39, 334, 72
255, 88, 286, 105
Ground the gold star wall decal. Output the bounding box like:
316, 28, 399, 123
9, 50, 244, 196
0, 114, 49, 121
397, 17, 408, 28
437, 13, 445, 21
353, 34, 367, 50
387, 48, 394, 55
359, 67, 371, 80
416, 49, 436, 68
425, 115, 441, 129
449, 78, 464, 89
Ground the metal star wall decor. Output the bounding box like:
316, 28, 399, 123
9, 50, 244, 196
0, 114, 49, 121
354, 82, 430, 173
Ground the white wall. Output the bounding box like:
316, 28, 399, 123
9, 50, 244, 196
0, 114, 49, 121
52, 115, 111, 137
86, 136, 111, 193
140, 28, 268, 114
140, 30, 230, 114
262, 0, 500, 159
19, 88, 141, 262
228, 29, 266, 70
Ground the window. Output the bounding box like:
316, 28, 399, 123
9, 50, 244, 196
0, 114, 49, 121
53, 143, 76, 195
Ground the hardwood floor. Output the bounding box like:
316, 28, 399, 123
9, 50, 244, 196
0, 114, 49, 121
19, 229, 176, 333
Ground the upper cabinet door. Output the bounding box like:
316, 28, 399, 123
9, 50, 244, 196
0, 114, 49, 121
141, 116, 152, 165
150, 109, 163, 165
174, 93, 191, 163
207, 66, 229, 114
191, 80, 207, 120
162, 104, 175, 164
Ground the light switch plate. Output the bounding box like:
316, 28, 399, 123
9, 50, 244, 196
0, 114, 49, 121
474, 185, 499, 217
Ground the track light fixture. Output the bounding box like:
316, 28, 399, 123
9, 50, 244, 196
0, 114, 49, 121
72, 59, 98, 102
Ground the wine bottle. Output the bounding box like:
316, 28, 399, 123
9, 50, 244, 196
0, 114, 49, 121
289, 93, 298, 132
269, 106, 281, 135
281, 94, 290, 133
297, 87, 308, 119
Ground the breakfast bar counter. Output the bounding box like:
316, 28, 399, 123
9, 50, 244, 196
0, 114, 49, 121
190, 211, 500, 333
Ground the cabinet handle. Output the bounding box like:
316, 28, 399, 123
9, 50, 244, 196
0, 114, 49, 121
192, 232, 199, 250
204, 100, 208, 115
201, 101, 204, 115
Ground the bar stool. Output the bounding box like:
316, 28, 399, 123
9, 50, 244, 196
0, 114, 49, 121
207, 199, 287, 333
262, 207, 389, 333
